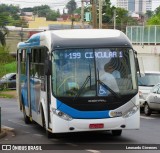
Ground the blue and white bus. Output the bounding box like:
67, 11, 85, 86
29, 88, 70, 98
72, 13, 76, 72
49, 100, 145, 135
17, 29, 140, 137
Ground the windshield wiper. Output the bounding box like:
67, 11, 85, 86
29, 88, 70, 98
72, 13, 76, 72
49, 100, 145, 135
73, 75, 91, 100
73, 64, 92, 100
98, 80, 121, 98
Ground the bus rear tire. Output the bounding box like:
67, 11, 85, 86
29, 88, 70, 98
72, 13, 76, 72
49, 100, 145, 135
111, 130, 122, 136
23, 105, 32, 124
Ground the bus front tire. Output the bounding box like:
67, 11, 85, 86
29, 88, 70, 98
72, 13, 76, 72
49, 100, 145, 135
41, 108, 53, 138
111, 130, 122, 136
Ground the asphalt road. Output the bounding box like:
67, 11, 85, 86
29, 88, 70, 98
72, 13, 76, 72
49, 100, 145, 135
0, 98, 160, 153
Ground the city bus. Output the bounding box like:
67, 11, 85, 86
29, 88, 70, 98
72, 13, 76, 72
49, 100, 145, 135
17, 29, 140, 137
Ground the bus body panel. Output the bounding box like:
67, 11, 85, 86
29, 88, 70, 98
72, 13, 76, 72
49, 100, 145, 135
50, 109, 139, 133
17, 29, 140, 135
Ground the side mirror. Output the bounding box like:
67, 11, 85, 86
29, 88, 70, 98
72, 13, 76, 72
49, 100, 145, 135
45, 60, 52, 76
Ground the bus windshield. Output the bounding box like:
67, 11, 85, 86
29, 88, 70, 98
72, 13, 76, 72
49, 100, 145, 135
52, 48, 137, 98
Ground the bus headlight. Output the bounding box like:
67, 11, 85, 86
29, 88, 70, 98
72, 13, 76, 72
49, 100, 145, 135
52, 108, 73, 121
123, 105, 139, 118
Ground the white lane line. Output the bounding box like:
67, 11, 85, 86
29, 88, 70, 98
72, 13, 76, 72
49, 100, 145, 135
8, 119, 29, 127
65, 143, 78, 147
140, 116, 155, 120
33, 134, 44, 137
86, 150, 101, 153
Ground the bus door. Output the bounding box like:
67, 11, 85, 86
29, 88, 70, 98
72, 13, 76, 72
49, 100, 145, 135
18, 48, 32, 118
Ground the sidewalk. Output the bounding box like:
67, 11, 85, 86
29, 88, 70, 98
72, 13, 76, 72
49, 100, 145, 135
0, 125, 15, 139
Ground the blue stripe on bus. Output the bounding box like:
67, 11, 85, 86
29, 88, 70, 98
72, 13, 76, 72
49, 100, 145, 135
21, 78, 37, 112
56, 100, 111, 119
18, 34, 41, 48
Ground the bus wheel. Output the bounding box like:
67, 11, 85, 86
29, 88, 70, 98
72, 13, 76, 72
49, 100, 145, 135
111, 130, 122, 136
144, 103, 152, 116
23, 105, 31, 124
41, 109, 53, 138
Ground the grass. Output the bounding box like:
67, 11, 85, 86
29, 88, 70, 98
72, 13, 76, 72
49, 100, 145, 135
0, 61, 16, 78
0, 90, 16, 98
0, 60, 17, 98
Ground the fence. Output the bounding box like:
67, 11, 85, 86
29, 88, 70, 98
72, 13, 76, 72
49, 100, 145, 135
126, 25, 160, 45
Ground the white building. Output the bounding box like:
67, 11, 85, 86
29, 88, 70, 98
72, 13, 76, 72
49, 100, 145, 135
116, 0, 152, 14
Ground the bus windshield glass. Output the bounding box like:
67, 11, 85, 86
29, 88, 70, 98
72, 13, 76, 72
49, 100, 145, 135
52, 48, 137, 98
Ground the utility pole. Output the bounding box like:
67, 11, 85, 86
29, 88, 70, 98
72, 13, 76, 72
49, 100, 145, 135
99, 0, 102, 29
81, 0, 84, 28
92, 0, 97, 28
113, 9, 116, 29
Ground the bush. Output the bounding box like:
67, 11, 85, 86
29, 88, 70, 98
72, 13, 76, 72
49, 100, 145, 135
0, 46, 16, 77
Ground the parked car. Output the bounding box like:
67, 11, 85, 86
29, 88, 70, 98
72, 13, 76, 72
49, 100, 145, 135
144, 83, 160, 116
0, 73, 16, 90
138, 71, 160, 110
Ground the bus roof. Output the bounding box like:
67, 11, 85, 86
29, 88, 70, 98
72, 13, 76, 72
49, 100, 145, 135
17, 29, 132, 50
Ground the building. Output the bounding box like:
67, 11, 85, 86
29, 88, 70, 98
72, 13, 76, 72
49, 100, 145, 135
117, 0, 152, 14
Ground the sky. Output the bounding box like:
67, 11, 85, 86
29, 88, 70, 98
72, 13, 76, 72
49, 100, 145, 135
0, 0, 81, 9
0, 0, 160, 11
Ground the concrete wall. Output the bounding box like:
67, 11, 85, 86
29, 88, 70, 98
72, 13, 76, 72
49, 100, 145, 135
133, 45, 160, 71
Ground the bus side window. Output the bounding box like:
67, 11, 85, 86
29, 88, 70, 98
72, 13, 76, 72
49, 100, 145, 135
30, 48, 47, 91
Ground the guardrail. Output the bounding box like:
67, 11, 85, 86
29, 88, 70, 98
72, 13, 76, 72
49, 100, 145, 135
126, 25, 160, 45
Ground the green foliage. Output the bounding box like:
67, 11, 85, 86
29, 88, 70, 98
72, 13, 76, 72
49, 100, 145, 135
0, 46, 15, 63
33, 5, 50, 16
0, 46, 16, 77
66, 0, 77, 14
0, 4, 21, 26
147, 14, 160, 25
22, 5, 60, 21
145, 10, 154, 19
155, 6, 160, 15
46, 10, 60, 21
102, 0, 113, 23
146, 6, 160, 25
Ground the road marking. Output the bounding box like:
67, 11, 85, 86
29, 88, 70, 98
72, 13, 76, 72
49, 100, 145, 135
23, 131, 30, 134
140, 116, 155, 120
33, 134, 44, 137
8, 119, 29, 127
65, 143, 78, 147
86, 150, 101, 153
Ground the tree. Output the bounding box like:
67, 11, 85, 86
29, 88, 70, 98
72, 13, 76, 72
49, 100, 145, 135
145, 10, 154, 19
147, 14, 160, 25
66, 0, 77, 14
146, 6, 160, 25
154, 6, 160, 15
33, 5, 50, 17
46, 10, 60, 21
116, 8, 128, 29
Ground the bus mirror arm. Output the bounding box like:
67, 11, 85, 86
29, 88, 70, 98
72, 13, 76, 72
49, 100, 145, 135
45, 60, 52, 76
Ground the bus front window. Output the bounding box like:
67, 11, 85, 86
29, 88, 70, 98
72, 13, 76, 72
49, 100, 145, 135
52, 49, 96, 97
52, 48, 137, 98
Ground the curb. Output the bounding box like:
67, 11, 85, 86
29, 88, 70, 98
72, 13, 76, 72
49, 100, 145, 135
0, 130, 7, 139
2, 125, 14, 132
0, 125, 15, 139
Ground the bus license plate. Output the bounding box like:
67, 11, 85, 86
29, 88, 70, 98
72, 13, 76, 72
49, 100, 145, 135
89, 123, 104, 129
